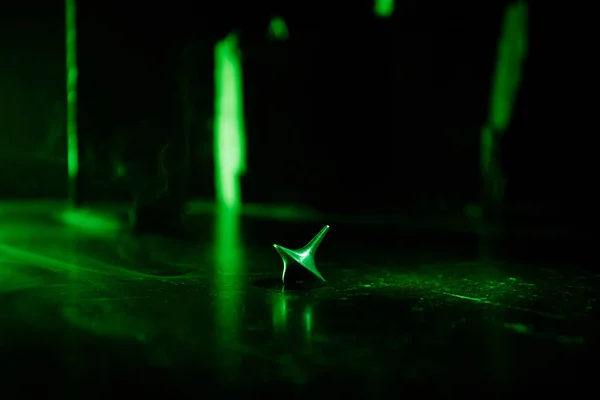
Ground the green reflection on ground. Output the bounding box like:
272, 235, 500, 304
272, 290, 288, 333
213, 205, 244, 373
303, 305, 312, 341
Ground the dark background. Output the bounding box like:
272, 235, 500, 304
0, 1, 593, 225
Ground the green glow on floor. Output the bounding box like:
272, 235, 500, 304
268, 16, 289, 41
481, 1, 528, 206
214, 34, 246, 210
504, 322, 531, 334
374, 0, 395, 18
58, 209, 121, 234
65, 0, 79, 190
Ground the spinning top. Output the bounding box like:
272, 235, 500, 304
273, 225, 330, 286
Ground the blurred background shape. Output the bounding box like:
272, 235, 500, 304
0, 0, 591, 231
374, 0, 395, 18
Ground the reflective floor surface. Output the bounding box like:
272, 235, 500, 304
0, 201, 598, 396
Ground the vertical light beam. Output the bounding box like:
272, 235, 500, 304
65, 0, 79, 203
488, 1, 528, 132
374, 0, 395, 18
481, 1, 528, 211
214, 33, 246, 210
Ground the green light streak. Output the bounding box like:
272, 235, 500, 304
481, 1, 528, 207
374, 0, 395, 18
65, 0, 79, 195
214, 33, 246, 210
488, 1, 528, 132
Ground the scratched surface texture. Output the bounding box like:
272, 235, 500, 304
0, 202, 597, 396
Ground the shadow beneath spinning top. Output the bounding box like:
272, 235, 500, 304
253, 277, 325, 291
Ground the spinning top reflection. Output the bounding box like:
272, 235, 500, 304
273, 225, 330, 286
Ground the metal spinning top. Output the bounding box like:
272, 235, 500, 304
273, 225, 330, 285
